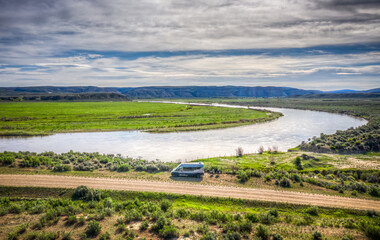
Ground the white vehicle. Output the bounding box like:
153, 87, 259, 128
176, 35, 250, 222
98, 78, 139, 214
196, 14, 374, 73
171, 162, 204, 178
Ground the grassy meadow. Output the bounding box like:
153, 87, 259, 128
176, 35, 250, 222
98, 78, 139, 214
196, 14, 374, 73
0, 101, 281, 136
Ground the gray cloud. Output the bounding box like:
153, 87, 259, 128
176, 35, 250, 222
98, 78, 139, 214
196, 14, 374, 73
0, 0, 379, 89
1, 0, 380, 56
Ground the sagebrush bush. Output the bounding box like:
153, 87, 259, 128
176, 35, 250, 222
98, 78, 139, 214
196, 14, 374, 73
256, 224, 269, 240
86, 220, 101, 237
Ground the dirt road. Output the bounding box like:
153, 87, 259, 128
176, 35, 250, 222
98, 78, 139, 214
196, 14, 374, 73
0, 174, 379, 211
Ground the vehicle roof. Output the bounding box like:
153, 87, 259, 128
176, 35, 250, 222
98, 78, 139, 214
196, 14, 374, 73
178, 162, 203, 166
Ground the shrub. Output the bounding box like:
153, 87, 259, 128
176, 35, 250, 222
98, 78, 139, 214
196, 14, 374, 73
236, 147, 243, 157
312, 231, 323, 240
30, 204, 46, 214
256, 224, 269, 240
294, 157, 303, 170
140, 220, 149, 231
238, 220, 252, 233
160, 199, 172, 212
73, 186, 101, 201
279, 178, 291, 188
237, 170, 249, 183
271, 233, 283, 240
258, 146, 264, 154
62, 231, 72, 240
160, 225, 179, 239
78, 216, 85, 225
201, 232, 217, 240
66, 215, 77, 225
103, 197, 113, 208
246, 213, 258, 223
222, 231, 241, 240
366, 210, 378, 218
8, 204, 22, 214
260, 213, 276, 225
363, 224, 380, 240
117, 164, 131, 172
268, 209, 279, 218
53, 164, 71, 172
152, 216, 167, 233
197, 223, 209, 234
99, 232, 111, 240
305, 206, 319, 216
369, 187, 379, 197
86, 220, 101, 237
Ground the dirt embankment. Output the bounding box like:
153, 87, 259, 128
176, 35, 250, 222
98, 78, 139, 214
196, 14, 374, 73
0, 174, 379, 211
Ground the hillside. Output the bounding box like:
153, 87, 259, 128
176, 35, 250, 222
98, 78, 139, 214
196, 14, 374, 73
0, 86, 322, 99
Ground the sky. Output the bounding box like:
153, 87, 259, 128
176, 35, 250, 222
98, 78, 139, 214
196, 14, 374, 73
0, 0, 379, 90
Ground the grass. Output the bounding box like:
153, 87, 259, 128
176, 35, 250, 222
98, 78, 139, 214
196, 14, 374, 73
0, 101, 281, 136
0, 186, 378, 240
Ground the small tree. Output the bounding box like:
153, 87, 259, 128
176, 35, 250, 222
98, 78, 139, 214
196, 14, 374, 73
258, 146, 264, 154
236, 147, 244, 157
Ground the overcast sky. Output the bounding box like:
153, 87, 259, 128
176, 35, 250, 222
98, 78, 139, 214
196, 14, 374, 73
0, 0, 379, 90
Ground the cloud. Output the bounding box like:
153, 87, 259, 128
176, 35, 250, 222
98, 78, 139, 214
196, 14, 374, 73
0, 0, 379, 89
0, 49, 379, 90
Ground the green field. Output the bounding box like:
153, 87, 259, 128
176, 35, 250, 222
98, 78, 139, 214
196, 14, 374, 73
0, 101, 281, 136
0, 186, 378, 240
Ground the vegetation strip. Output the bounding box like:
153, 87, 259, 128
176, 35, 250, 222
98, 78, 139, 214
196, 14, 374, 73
0, 186, 379, 240
0, 174, 379, 211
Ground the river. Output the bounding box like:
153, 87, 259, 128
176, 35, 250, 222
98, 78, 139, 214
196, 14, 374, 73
0, 102, 367, 162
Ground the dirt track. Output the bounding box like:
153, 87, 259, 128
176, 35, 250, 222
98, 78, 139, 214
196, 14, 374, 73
0, 174, 379, 211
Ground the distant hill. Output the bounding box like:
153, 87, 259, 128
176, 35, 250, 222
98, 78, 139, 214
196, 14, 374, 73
0, 86, 322, 99
297, 92, 380, 98
0, 86, 379, 100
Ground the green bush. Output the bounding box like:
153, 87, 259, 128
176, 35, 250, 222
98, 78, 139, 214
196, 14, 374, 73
62, 231, 72, 240
140, 220, 149, 231
117, 163, 131, 172
256, 224, 269, 240
53, 164, 71, 172
369, 187, 379, 197
201, 232, 217, 240
271, 233, 283, 240
363, 223, 380, 240
99, 231, 111, 240
160, 199, 172, 212
160, 225, 179, 239
294, 157, 303, 170
238, 220, 252, 233
312, 231, 322, 240
279, 178, 291, 188
237, 170, 250, 183
305, 206, 319, 216
66, 215, 77, 225
246, 213, 258, 223
73, 186, 101, 201
86, 220, 101, 237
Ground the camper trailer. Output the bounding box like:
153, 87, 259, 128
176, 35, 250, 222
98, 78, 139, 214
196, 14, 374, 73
171, 162, 204, 178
